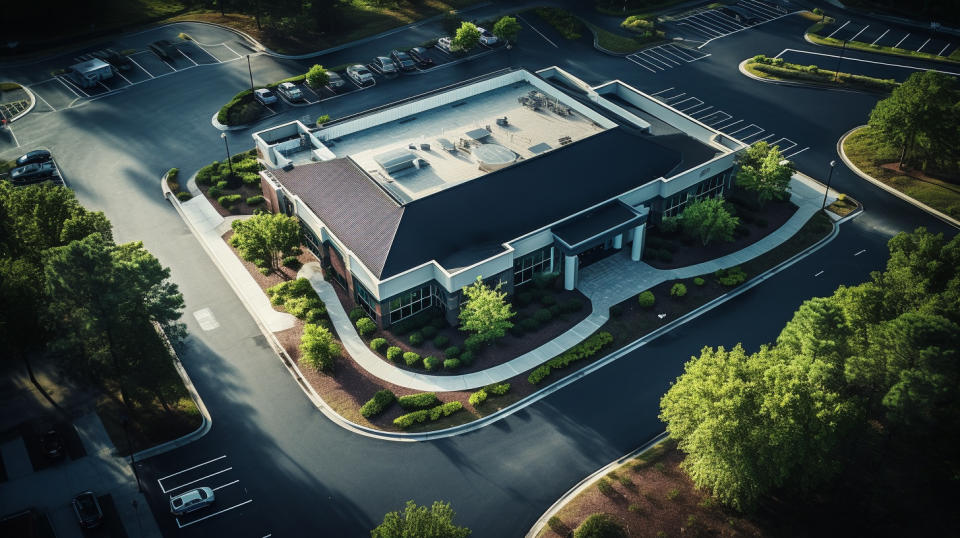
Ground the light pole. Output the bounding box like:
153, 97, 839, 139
221, 132, 234, 179
833, 40, 846, 83
822, 160, 836, 209
247, 55, 255, 94
121, 416, 143, 492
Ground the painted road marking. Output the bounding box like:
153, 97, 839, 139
31, 90, 57, 112
193, 308, 220, 331
850, 25, 869, 42
939, 43, 952, 56
697, 9, 799, 48
827, 21, 850, 39
6, 126, 20, 148
179, 48, 199, 66
894, 33, 910, 48
212, 480, 240, 491
222, 42, 244, 59
650, 87, 674, 96
854, 249, 866, 256
158, 455, 227, 485
127, 56, 155, 79
778, 48, 960, 76
714, 118, 742, 129
163, 468, 233, 494
872, 29, 889, 45
176, 500, 253, 528
815, 270, 824, 277
55, 76, 85, 98
517, 14, 558, 48
687, 104, 713, 115
784, 146, 809, 159
626, 56, 658, 72
916, 37, 930, 52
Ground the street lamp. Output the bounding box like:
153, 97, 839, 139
221, 132, 234, 179
121, 416, 143, 492
247, 55, 255, 94
822, 160, 836, 209
834, 40, 846, 83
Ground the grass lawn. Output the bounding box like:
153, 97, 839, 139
743, 57, 898, 92
806, 21, 960, 64
97, 390, 201, 456
843, 126, 960, 219
585, 21, 665, 53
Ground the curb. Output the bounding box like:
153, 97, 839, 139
837, 126, 960, 229
211, 111, 248, 131
526, 432, 670, 538
737, 59, 883, 94
1, 83, 36, 122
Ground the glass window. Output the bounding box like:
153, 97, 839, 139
300, 221, 322, 259
388, 283, 439, 324
354, 280, 377, 321
513, 246, 553, 286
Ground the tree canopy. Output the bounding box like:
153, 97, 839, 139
734, 141, 794, 206
452, 22, 481, 51
230, 213, 301, 274
678, 197, 739, 246
459, 276, 515, 343
371, 500, 471, 538
660, 228, 960, 513
305, 64, 329, 89
492, 16, 522, 43
299, 323, 339, 372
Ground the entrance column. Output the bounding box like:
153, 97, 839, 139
612, 233, 623, 249
564, 254, 578, 290
630, 224, 645, 261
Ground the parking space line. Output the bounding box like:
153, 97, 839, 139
163, 467, 233, 494
778, 48, 960, 76
687, 105, 713, 115
827, 21, 850, 39
158, 455, 226, 483
56, 76, 88, 98
784, 146, 809, 159
742, 0, 782, 17
659, 91, 685, 101
727, 123, 759, 135
517, 14, 558, 48
701, 12, 744, 30
680, 19, 725, 37
6, 125, 20, 148
212, 480, 240, 491
160, 57, 177, 71
916, 38, 930, 52
98, 82, 111, 92
660, 45, 695, 61
639, 52, 673, 68
849, 25, 869, 42
646, 49, 682, 65
894, 33, 910, 48
127, 56, 155, 79
872, 29, 889, 45
116, 71, 133, 85
179, 49, 199, 66
701, 111, 732, 125
753, 133, 775, 142
222, 43, 244, 59
30, 90, 57, 112
697, 9, 799, 49
939, 43, 952, 56
650, 87, 673, 96
673, 97, 704, 110
715, 118, 742, 130
769, 137, 797, 151
626, 56, 658, 72
192, 44, 222, 63
176, 500, 253, 528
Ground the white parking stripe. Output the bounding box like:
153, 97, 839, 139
688, 17, 729, 35
916, 38, 930, 52
742, 0, 781, 17
212, 480, 240, 491
727, 123, 760, 135
784, 146, 809, 159
641, 51, 677, 67
158, 455, 227, 483
179, 48, 199, 66
57, 76, 88, 98
701, 12, 744, 30
662, 45, 698, 61
827, 21, 850, 39
849, 25, 870, 42
650, 87, 674, 96
517, 14, 558, 48
939, 43, 951, 56
872, 29, 889, 45
30, 90, 57, 112
753, 133, 775, 142
648, 48, 682, 65
176, 500, 253, 528
127, 56, 155, 78
660, 92, 685, 101
6, 125, 19, 148
894, 33, 910, 48
769, 137, 797, 151
715, 118, 742, 130
778, 48, 960, 76
222, 43, 244, 59
116, 71, 133, 85
626, 55, 658, 72
680, 19, 725, 37
687, 105, 713, 115
162, 468, 233, 494
673, 97, 704, 110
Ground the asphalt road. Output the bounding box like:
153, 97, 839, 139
1, 4, 956, 536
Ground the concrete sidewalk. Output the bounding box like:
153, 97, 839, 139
0, 413, 161, 538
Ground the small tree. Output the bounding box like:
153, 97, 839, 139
371, 500, 471, 538
230, 213, 301, 273
679, 198, 739, 246
735, 142, 794, 206
459, 276, 515, 344
452, 22, 481, 51
492, 15, 522, 44
305, 64, 329, 89
671, 283, 687, 297
638, 290, 655, 308
300, 323, 339, 372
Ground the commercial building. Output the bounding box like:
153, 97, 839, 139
255, 67, 747, 328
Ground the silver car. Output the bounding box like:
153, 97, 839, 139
327, 71, 346, 90
346, 64, 374, 85
372, 56, 397, 74
170, 487, 215, 515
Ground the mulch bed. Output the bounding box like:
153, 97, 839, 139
644, 198, 798, 270
544, 442, 762, 538
199, 183, 265, 217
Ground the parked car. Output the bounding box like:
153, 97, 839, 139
9, 162, 57, 185
72, 492, 103, 529
40, 429, 65, 459
92, 48, 132, 71
389, 50, 416, 71
15, 149, 51, 167
149, 40, 178, 60
254, 88, 277, 105
277, 82, 304, 101
437, 36, 454, 52
170, 487, 215, 515
408, 47, 435, 68
346, 64, 374, 85
326, 71, 346, 90
372, 56, 398, 74
477, 27, 499, 46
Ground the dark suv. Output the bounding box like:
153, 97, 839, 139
72, 492, 103, 529
9, 162, 57, 185
15, 150, 51, 167
390, 50, 416, 71
149, 40, 178, 60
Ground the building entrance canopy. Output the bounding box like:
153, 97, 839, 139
552, 200, 647, 255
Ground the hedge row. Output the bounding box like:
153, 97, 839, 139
528, 332, 613, 384
393, 401, 464, 428
398, 392, 439, 409
468, 382, 511, 406
360, 389, 395, 418
748, 55, 897, 92
534, 7, 584, 40
217, 89, 262, 126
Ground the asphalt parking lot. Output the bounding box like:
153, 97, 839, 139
775, 48, 960, 81
666, 0, 790, 43
824, 18, 957, 57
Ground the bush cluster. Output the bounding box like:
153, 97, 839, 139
360, 389, 395, 418
528, 332, 614, 384
389, 311, 443, 335
750, 55, 897, 91
468, 389, 487, 406
246, 195, 264, 205
637, 290, 656, 308
409, 331, 423, 345
715, 266, 747, 286
621, 15, 654, 33
403, 351, 421, 366
266, 278, 326, 323
349, 307, 366, 322
355, 317, 376, 336
398, 392, 439, 409
433, 335, 450, 348
459, 350, 474, 365
423, 356, 441, 370
282, 256, 301, 269
671, 283, 687, 298
218, 194, 242, 208
444, 346, 460, 359
534, 7, 583, 40
386, 346, 402, 362
693, 277, 706, 286
443, 358, 460, 370
421, 325, 438, 339
369, 337, 388, 353
217, 89, 262, 126
393, 401, 463, 428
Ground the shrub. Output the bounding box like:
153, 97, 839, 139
421, 325, 438, 339
403, 352, 421, 366
459, 350, 474, 365
549, 304, 563, 318
533, 271, 558, 289
693, 277, 706, 286
444, 346, 461, 359
218, 194, 242, 208
282, 256, 301, 269
429, 401, 463, 420
305, 64, 329, 88
562, 299, 584, 313
659, 216, 680, 234
423, 356, 442, 371
520, 318, 540, 332
443, 358, 461, 370
409, 331, 423, 346
509, 324, 526, 337
349, 307, 366, 322
468, 389, 488, 406
610, 304, 624, 318
533, 308, 552, 323
463, 334, 483, 352
360, 389, 395, 418
548, 516, 566, 535
715, 266, 747, 286
533, 7, 583, 40
398, 392, 439, 409
430, 316, 447, 329
539, 293, 557, 306
370, 337, 388, 353
621, 15, 654, 33
386, 346, 402, 362
486, 382, 510, 395
246, 195, 265, 205
597, 478, 615, 496
670, 283, 687, 298
176, 191, 192, 200
208, 184, 223, 198
516, 291, 534, 306
355, 317, 376, 336
528, 365, 552, 384
299, 324, 340, 372
638, 290, 656, 308
546, 331, 613, 370
574, 513, 626, 538
392, 409, 430, 428
433, 335, 450, 348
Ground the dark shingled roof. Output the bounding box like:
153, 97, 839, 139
278, 127, 680, 279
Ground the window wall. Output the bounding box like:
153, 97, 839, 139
388, 284, 442, 324
354, 280, 378, 321
513, 246, 554, 286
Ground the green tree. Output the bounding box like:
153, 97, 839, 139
230, 213, 301, 273
300, 323, 340, 372
574, 513, 626, 538
452, 22, 481, 51
678, 198, 738, 246
735, 141, 794, 206
371, 500, 470, 538
305, 64, 329, 89
459, 276, 515, 343
492, 15, 522, 43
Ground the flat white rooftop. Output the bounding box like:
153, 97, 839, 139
325, 82, 608, 203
